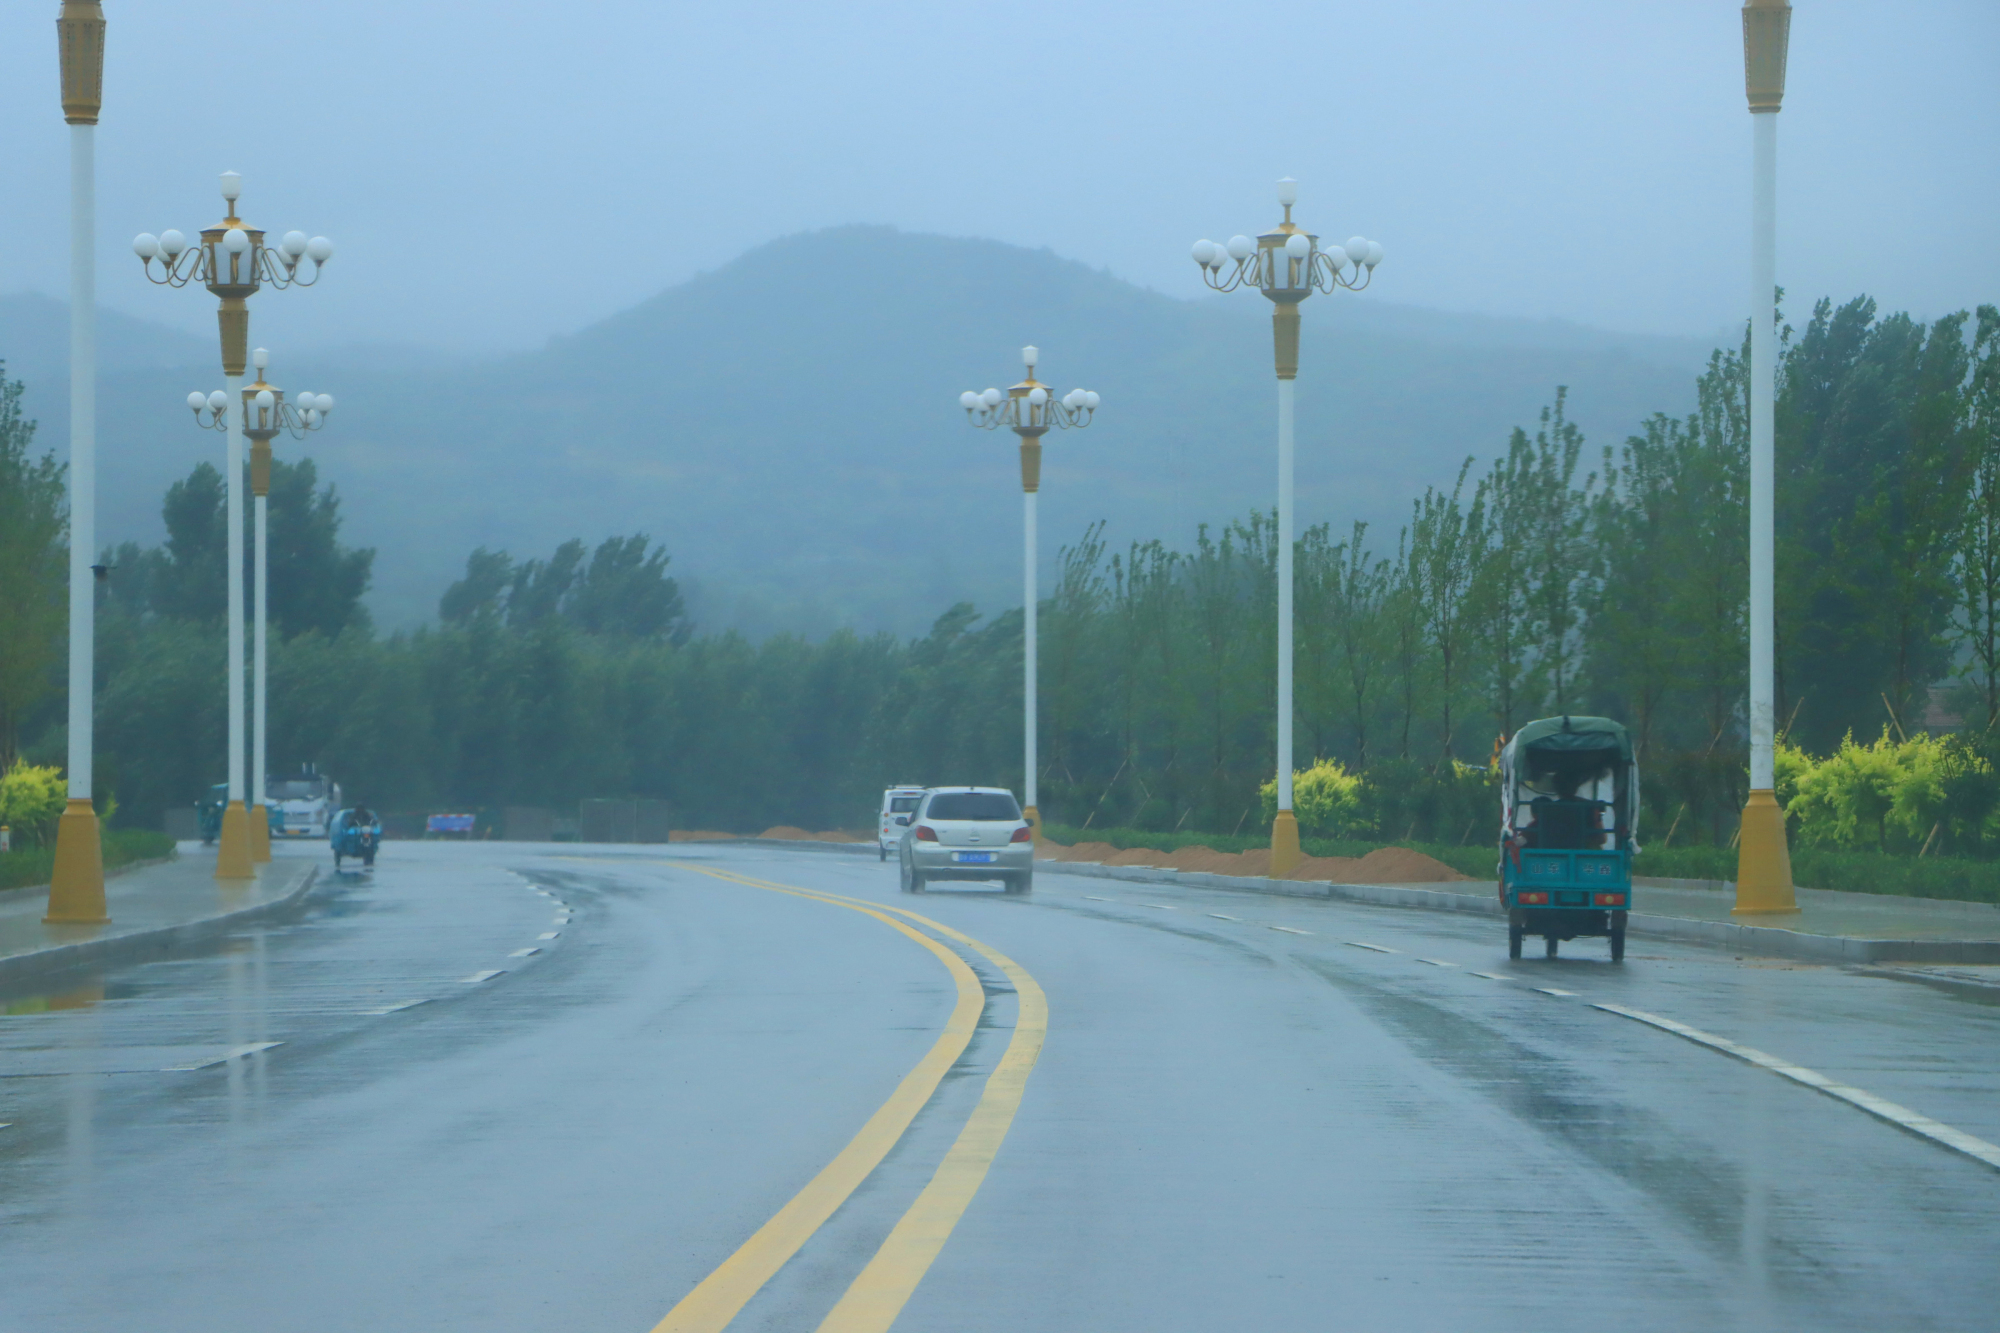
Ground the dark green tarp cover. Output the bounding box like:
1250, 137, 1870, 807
1511, 715, 1633, 763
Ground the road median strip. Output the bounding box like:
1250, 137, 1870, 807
650, 864, 1037, 1333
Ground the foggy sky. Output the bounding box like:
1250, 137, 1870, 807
0, 1, 1994, 358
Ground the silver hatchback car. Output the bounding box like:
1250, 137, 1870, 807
898, 787, 1034, 894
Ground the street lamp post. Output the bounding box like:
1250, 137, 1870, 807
960, 348, 1100, 839
186, 351, 335, 863
1734, 0, 1800, 915
45, 0, 109, 924
1191, 180, 1381, 877
135, 177, 331, 880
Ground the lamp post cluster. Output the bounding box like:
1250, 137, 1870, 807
955, 183, 1379, 874
43, 2, 340, 915
959, 348, 1099, 839
131, 177, 335, 880
187, 351, 336, 866
42, 4, 1796, 915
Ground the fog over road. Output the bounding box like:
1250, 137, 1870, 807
2, 842, 1996, 1331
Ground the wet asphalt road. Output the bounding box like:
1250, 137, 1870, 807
1, 841, 1997, 1332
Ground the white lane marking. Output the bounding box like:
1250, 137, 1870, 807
509, 947, 540, 957
1535, 987, 1578, 997
1595, 1002, 2000, 1171
461, 970, 504, 984
1207, 913, 1240, 921
0, 1123, 11, 1130
1082, 895, 1112, 902
1268, 925, 1312, 936
1346, 942, 1399, 954
163, 1041, 282, 1072
365, 1000, 428, 1015
1468, 971, 1512, 981
538, 931, 561, 940
1140, 903, 1177, 911
1415, 958, 1459, 967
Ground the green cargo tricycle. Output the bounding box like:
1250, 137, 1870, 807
1499, 716, 1638, 962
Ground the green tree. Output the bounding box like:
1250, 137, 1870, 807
1777, 298, 1972, 750
1407, 461, 1484, 760
1953, 305, 2000, 728
0, 368, 64, 767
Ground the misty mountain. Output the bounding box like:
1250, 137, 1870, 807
1, 228, 1718, 636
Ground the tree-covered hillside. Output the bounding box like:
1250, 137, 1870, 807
2, 228, 1710, 637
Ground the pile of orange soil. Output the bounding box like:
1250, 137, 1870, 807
1102, 846, 1177, 867
668, 830, 734, 842
1287, 847, 1471, 883
1039, 839, 1468, 884
1037, 840, 1123, 863
756, 826, 861, 843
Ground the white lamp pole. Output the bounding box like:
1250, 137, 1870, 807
187, 356, 335, 863
1191, 181, 1382, 876
46, 0, 108, 924
1735, 0, 1800, 914
961, 349, 1100, 838
135, 179, 332, 880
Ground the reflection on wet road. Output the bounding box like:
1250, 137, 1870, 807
0, 841, 1995, 1332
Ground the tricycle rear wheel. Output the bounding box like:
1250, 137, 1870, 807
1508, 924, 1523, 959
1610, 924, 1626, 962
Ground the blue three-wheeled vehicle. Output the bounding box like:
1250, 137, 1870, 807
331, 807, 382, 871
1499, 716, 1638, 961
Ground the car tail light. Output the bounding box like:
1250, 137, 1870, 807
914, 825, 938, 841
1010, 826, 1033, 843
1517, 891, 1549, 904
1594, 893, 1626, 906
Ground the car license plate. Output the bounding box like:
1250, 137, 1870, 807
953, 852, 995, 863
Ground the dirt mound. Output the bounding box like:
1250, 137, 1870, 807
1103, 846, 1177, 867
668, 830, 734, 842
1285, 855, 1367, 882
1035, 838, 1470, 884
1038, 841, 1121, 863
1156, 845, 1252, 875
1287, 846, 1471, 883
754, 826, 861, 843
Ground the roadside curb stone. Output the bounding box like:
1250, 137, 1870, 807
0, 860, 320, 991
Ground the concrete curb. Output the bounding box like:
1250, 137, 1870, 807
1034, 859, 2000, 964
0, 862, 321, 992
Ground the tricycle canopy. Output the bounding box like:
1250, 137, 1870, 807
1499, 715, 1639, 852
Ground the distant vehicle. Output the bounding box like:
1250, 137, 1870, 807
897, 787, 1033, 895
1498, 715, 1637, 961
331, 807, 382, 870
196, 783, 229, 844
269, 766, 342, 839
877, 786, 926, 861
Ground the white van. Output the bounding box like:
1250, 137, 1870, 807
877, 786, 927, 861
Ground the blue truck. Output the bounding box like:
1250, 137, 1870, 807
1498, 715, 1638, 962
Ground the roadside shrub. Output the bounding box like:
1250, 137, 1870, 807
0, 762, 66, 848
1363, 758, 1496, 846
1259, 758, 1369, 838
1785, 730, 2000, 853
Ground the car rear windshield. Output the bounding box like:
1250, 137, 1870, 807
889, 796, 920, 813
926, 792, 1021, 821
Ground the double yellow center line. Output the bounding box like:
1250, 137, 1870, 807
649, 866, 1048, 1333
